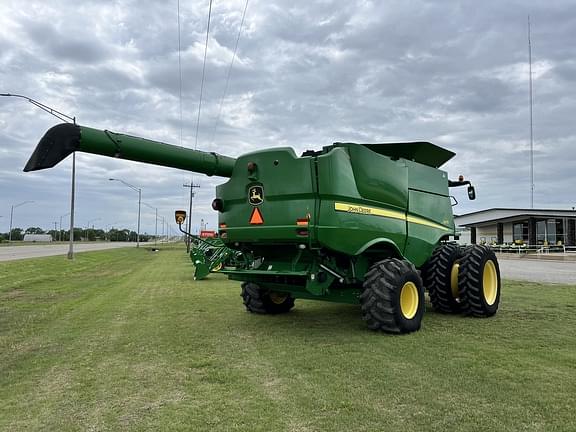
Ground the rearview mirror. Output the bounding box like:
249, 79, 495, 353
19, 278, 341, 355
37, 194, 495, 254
175, 210, 187, 224
467, 185, 476, 200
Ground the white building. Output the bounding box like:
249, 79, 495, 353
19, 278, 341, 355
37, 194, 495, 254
23, 234, 53, 242
454, 208, 576, 246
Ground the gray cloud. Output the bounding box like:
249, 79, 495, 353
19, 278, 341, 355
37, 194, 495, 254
1, 0, 575, 234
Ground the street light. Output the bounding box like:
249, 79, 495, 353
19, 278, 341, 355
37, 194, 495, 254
9, 201, 34, 242
109, 178, 141, 248
159, 215, 166, 242
142, 202, 158, 247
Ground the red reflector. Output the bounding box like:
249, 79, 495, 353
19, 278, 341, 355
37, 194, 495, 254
249, 207, 264, 225
296, 219, 309, 226
219, 223, 227, 229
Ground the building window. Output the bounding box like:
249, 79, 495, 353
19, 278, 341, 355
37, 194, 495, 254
513, 222, 529, 244
536, 219, 565, 245
555, 219, 565, 245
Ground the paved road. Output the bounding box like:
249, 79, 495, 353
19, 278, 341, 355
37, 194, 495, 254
0, 242, 138, 262
498, 258, 576, 284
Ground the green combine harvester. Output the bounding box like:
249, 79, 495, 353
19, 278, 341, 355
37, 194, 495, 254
25, 123, 501, 333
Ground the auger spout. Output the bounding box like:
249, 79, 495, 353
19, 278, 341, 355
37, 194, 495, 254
24, 123, 236, 178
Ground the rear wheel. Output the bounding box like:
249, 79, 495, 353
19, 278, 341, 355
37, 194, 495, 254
360, 258, 424, 334
458, 245, 501, 317
241, 282, 295, 314
421, 244, 462, 313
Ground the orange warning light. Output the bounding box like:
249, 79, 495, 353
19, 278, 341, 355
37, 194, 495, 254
296, 218, 309, 226
249, 207, 264, 225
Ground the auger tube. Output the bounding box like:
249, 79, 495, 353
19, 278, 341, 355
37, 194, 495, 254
24, 123, 236, 178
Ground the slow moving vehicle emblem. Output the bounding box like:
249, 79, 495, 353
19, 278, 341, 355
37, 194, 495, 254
248, 185, 264, 206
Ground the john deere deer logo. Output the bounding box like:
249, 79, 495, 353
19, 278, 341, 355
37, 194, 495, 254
248, 185, 264, 206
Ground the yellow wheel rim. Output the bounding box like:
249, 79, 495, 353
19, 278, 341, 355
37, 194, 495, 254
400, 282, 419, 319
211, 263, 222, 272
269, 292, 288, 305
483, 260, 498, 306
450, 262, 460, 298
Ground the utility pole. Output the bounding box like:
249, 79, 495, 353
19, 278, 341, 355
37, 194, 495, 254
183, 180, 200, 253
59, 213, 70, 242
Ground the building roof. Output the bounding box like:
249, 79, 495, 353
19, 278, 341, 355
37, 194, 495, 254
454, 208, 576, 227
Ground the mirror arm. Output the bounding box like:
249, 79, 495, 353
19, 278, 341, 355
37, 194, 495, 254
448, 180, 471, 187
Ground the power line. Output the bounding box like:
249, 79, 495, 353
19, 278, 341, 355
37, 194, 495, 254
194, 0, 214, 150
210, 0, 250, 144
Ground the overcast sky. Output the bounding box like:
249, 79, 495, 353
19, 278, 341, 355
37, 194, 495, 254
1, 0, 575, 235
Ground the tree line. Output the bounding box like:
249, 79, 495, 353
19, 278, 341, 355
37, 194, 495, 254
0, 227, 152, 242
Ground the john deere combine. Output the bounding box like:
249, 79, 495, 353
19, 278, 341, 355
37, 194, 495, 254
25, 123, 501, 333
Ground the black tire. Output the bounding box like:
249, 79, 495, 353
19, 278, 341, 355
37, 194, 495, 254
458, 245, 501, 317
241, 282, 295, 314
421, 244, 462, 313
360, 258, 425, 334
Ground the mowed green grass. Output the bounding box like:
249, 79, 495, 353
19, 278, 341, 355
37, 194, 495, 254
1, 245, 575, 431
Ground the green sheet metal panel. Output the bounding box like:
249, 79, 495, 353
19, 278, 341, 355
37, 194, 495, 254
315, 145, 407, 257
216, 147, 317, 244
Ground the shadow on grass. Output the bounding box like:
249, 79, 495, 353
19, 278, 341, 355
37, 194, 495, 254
231, 301, 368, 337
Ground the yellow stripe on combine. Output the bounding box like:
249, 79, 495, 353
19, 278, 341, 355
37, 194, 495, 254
334, 202, 451, 232
406, 214, 451, 231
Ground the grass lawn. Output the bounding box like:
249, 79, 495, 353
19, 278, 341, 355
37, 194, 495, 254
1, 244, 575, 431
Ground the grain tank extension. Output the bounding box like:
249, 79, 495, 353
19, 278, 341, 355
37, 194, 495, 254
25, 123, 501, 333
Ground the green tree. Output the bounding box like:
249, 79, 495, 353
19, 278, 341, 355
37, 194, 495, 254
9, 228, 24, 241
108, 229, 119, 241
85, 228, 96, 241
93, 229, 105, 241
25, 227, 45, 234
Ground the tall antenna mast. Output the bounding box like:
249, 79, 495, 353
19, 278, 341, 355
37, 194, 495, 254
528, 15, 534, 208
177, 0, 184, 147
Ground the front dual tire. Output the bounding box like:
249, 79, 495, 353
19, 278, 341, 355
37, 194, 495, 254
421, 243, 462, 313
458, 245, 501, 317
423, 244, 501, 317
